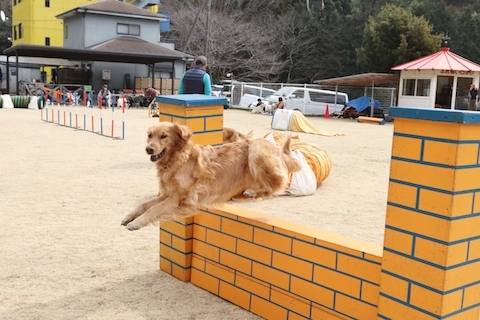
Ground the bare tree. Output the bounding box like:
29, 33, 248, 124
162, 0, 284, 82
268, 11, 317, 82
0, 0, 12, 52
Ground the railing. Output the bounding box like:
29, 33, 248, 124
128, 0, 159, 8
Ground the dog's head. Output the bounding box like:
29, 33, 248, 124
145, 122, 192, 164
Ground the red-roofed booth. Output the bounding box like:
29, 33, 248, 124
392, 47, 480, 110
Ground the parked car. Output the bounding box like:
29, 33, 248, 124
267, 87, 349, 116
211, 85, 223, 97
238, 85, 276, 109
221, 83, 233, 107
211, 84, 229, 109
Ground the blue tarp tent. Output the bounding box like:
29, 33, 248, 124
345, 96, 382, 113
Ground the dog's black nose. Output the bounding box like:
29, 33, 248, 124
145, 146, 154, 155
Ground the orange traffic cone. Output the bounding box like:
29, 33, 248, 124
325, 104, 330, 118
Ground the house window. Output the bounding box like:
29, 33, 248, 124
13, 26, 17, 40
117, 23, 140, 36
14, 0, 17, 6
402, 79, 431, 97
45, 0, 50, 8
18, 23, 22, 39
45, 37, 50, 46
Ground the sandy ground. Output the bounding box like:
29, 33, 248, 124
0, 105, 393, 320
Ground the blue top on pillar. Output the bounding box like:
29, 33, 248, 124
155, 94, 228, 107
389, 106, 480, 124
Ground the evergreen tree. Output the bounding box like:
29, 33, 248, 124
356, 4, 442, 73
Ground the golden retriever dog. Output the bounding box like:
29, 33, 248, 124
121, 122, 301, 231
222, 127, 253, 144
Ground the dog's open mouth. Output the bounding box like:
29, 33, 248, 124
150, 149, 165, 162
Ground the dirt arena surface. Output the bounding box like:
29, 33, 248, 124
0, 106, 393, 319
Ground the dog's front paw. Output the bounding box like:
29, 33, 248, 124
243, 189, 257, 198
125, 222, 141, 231
120, 217, 133, 226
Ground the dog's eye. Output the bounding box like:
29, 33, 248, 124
161, 134, 167, 139
147, 133, 152, 139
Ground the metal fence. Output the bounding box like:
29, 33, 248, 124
230, 82, 397, 114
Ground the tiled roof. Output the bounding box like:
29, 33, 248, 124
58, 0, 164, 20
391, 47, 480, 72
88, 36, 187, 58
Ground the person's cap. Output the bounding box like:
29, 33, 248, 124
195, 55, 207, 65
103, 84, 108, 88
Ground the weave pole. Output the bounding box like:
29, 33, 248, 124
44, 91, 49, 122
91, 94, 94, 133
99, 97, 103, 135
111, 98, 115, 138
83, 91, 87, 130
122, 100, 125, 140
69, 91, 72, 128
57, 100, 60, 125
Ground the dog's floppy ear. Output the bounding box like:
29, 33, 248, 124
174, 123, 192, 141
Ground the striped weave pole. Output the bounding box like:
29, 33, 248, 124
45, 91, 49, 122
91, 97, 94, 133
99, 97, 103, 135
111, 99, 115, 138
122, 100, 125, 140
83, 91, 87, 130
69, 91, 72, 128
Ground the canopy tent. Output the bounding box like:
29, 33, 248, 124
345, 96, 382, 113
314, 73, 399, 117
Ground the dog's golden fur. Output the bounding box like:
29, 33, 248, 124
222, 127, 253, 144
121, 122, 301, 230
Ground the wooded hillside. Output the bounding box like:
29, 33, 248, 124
161, 0, 480, 83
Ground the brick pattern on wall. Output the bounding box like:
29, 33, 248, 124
158, 103, 224, 146
159, 218, 194, 281
188, 205, 382, 320
378, 118, 480, 319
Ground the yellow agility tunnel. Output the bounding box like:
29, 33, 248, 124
155, 96, 480, 319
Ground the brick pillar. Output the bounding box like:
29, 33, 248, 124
378, 107, 480, 319
155, 94, 226, 281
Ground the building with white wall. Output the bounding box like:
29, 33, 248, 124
392, 47, 480, 110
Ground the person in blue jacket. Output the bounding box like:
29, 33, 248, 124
178, 55, 212, 95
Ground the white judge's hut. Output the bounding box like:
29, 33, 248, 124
391, 47, 480, 110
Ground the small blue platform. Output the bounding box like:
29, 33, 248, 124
389, 106, 480, 124
156, 94, 227, 107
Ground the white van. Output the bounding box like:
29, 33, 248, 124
238, 85, 276, 109
267, 87, 348, 116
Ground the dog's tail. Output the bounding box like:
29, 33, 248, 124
282, 135, 302, 173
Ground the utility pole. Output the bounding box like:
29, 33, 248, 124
182, 0, 208, 53
204, 0, 212, 59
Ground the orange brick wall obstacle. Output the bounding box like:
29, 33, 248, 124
155, 96, 480, 319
